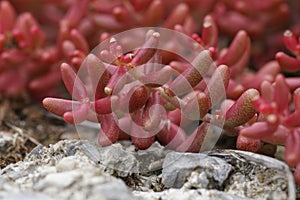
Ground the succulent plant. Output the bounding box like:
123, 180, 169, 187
43, 29, 260, 153
3, 0, 300, 185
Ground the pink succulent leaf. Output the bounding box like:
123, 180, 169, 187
242, 60, 280, 90
98, 113, 120, 146
0, 1, 16, 33
201, 15, 218, 48
295, 163, 300, 185
130, 109, 155, 149
140, 65, 173, 87
93, 96, 117, 115
104, 66, 126, 95
226, 79, 245, 100
182, 91, 210, 120
131, 31, 160, 67
167, 108, 193, 127
236, 134, 261, 152
128, 85, 150, 113
85, 54, 110, 99
163, 3, 189, 29
276, 52, 300, 72
169, 50, 212, 95
224, 88, 259, 127
142, 91, 166, 131
260, 81, 273, 102
92, 13, 125, 31
69, 29, 89, 54
63, 102, 90, 124
13, 13, 46, 50
130, 123, 155, 150
286, 78, 300, 92
62, 0, 89, 28
60, 63, 88, 101
283, 30, 299, 54
239, 121, 278, 139
99, 49, 116, 64
283, 88, 300, 127
285, 129, 300, 167
176, 122, 210, 153
294, 88, 300, 110
42, 98, 81, 117
261, 125, 289, 145
229, 38, 251, 78
272, 74, 291, 113
144, 0, 164, 26
157, 121, 188, 150
29, 67, 61, 92
217, 30, 250, 67
169, 61, 191, 74
205, 64, 230, 107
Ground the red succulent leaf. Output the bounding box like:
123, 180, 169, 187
169, 50, 212, 95
60, 63, 88, 101
236, 134, 261, 152
224, 89, 259, 127
276, 52, 300, 72
176, 122, 210, 153
98, 113, 120, 146
163, 3, 189, 29
157, 121, 188, 150
282, 30, 299, 55
285, 130, 300, 167
218, 30, 250, 68
131, 31, 160, 67
205, 64, 230, 107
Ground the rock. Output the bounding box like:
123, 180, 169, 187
133, 188, 252, 200
162, 152, 232, 188
0, 140, 296, 200
0, 140, 135, 200
0, 131, 14, 153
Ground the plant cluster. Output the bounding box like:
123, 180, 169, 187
2, 0, 300, 184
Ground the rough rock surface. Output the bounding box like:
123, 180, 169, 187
0, 140, 295, 200
162, 152, 232, 188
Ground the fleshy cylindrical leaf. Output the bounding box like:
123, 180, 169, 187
61, 63, 88, 101
276, 52, 300, 72
63, 103, 90, 124
169, 50, 212, 95
285, 130, 300, 167
98, 113, 119, 146
225, 89, 259, 127
43, 98, 80, 117
157, 121, 187, 150
205, 64, 230, 107
131, 31, 160, 67
176, 122, 209, 153
236, 134, 261, 152
218, 30, 250, 67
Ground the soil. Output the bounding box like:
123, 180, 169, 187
0, 94, 78, 168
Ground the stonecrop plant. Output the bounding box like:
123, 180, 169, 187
2, 0, 300, 184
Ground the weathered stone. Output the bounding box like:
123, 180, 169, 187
0, 140, 296, 200
133, 188, 252, 200
162, 151, 232, 188
0, 140, 135, 200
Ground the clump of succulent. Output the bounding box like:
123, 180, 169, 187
0, 0, 58, 97
0, 0, 89, 98
3, 0, 300, 185
237, 74, 300, 184
43, 30, 259, 153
